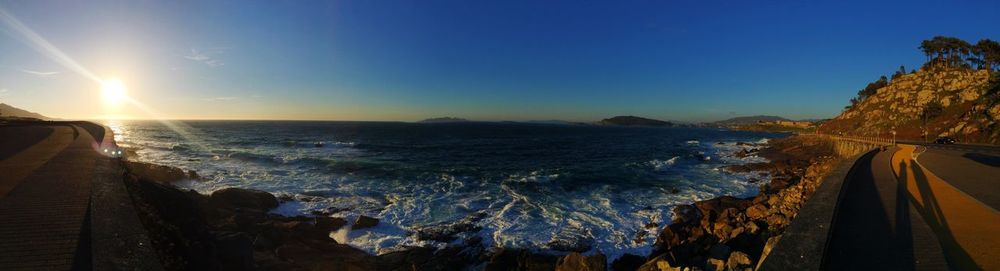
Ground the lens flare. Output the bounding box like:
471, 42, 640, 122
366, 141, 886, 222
101, 79, 128, 105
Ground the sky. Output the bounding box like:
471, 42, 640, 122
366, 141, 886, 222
1, 0, 998, 122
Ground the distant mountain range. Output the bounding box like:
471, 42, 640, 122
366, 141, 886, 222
0, 103, 47, 120
713, 115, 790, 125
418, 117, 469, 123
597, 116, 673, 126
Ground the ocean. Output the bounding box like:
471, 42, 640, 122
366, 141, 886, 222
107, 120, 785, 259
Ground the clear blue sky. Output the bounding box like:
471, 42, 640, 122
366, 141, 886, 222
1, 0, 998, 121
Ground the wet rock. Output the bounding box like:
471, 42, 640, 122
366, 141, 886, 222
353, 215, 379, 229
548, 238, 593, 253
209, 187, 279, 211
555, 252, 606, 271
548, 226, 594, 252
314, 217, 347, 232
611, 254, 645, 271
483, 249, 558, 271
670, 204, 702, 224
415, 211, 486, 242
125, 161, 199, 183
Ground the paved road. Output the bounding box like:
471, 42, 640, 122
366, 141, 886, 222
824, 148, 948, 270
0, 122, 104, 270
912, 144, 1000, 210
891, 144, 1000, 270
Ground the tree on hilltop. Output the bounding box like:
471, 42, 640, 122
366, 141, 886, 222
920, 36, 973, 70
973, 39, 1000, 72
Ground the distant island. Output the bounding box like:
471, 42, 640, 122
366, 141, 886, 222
418, 117, 469, 123
713, 115, 790, 126
597, 115, 673, 126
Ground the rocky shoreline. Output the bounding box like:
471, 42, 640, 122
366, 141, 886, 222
120, 135, 837, 270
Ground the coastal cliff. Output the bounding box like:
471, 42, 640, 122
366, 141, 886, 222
820, 36, 1000, 143
822, 69, 999, 143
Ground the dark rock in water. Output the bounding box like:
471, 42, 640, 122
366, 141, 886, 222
416, 211, 487, 242
125, 161, 199, 183
484, 249, 559, 271
670, 204, 702, 224
353, 215, 379, 229
547, 237, 593, 253
555, 252, 606, 271
734, 148, 759, 158
209, 188, 279, 211
315, 217, 347, 233
314, 142, 324, 147
547, 223, 595, 252
736, 141, 753, 146
716, 142, 726, 145
611, 254, 645, 271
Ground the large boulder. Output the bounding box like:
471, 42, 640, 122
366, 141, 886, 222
353, 215, 379, 229
209, 188, 279, 211
126, 161, 199, 183
555, 252, 606, 271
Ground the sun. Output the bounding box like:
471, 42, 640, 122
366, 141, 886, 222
101, 79, 128, 105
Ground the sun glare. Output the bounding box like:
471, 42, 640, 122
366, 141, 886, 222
101, 79, 128, 105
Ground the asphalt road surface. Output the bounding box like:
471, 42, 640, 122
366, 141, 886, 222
913, 143, 1000, 210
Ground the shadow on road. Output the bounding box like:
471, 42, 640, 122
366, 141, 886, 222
825, 151, 915, 270
962, 152, 1000, 167
904, 161, 977, 270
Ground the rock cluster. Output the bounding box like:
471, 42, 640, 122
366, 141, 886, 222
638, 136, 836, 271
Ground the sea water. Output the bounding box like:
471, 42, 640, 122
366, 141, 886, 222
107, 120, 783, 260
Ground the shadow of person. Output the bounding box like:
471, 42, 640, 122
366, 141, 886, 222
906, 160, 978, 270
892, 162, 915, 270
825, 151, 895, 270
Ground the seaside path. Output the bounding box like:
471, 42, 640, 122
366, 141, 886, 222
0, 122, 101, 269
824, 148, 948, 270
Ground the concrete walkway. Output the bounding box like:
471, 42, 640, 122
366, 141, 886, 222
824, 148, 948, 270
0, 123, 99, 269
0, 122, 163, 270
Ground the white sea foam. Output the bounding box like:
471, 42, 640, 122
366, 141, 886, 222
647, 156, 679, 171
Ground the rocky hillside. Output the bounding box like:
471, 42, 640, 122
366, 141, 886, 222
0, 103, 47, 120
821, 69, 1000, 143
